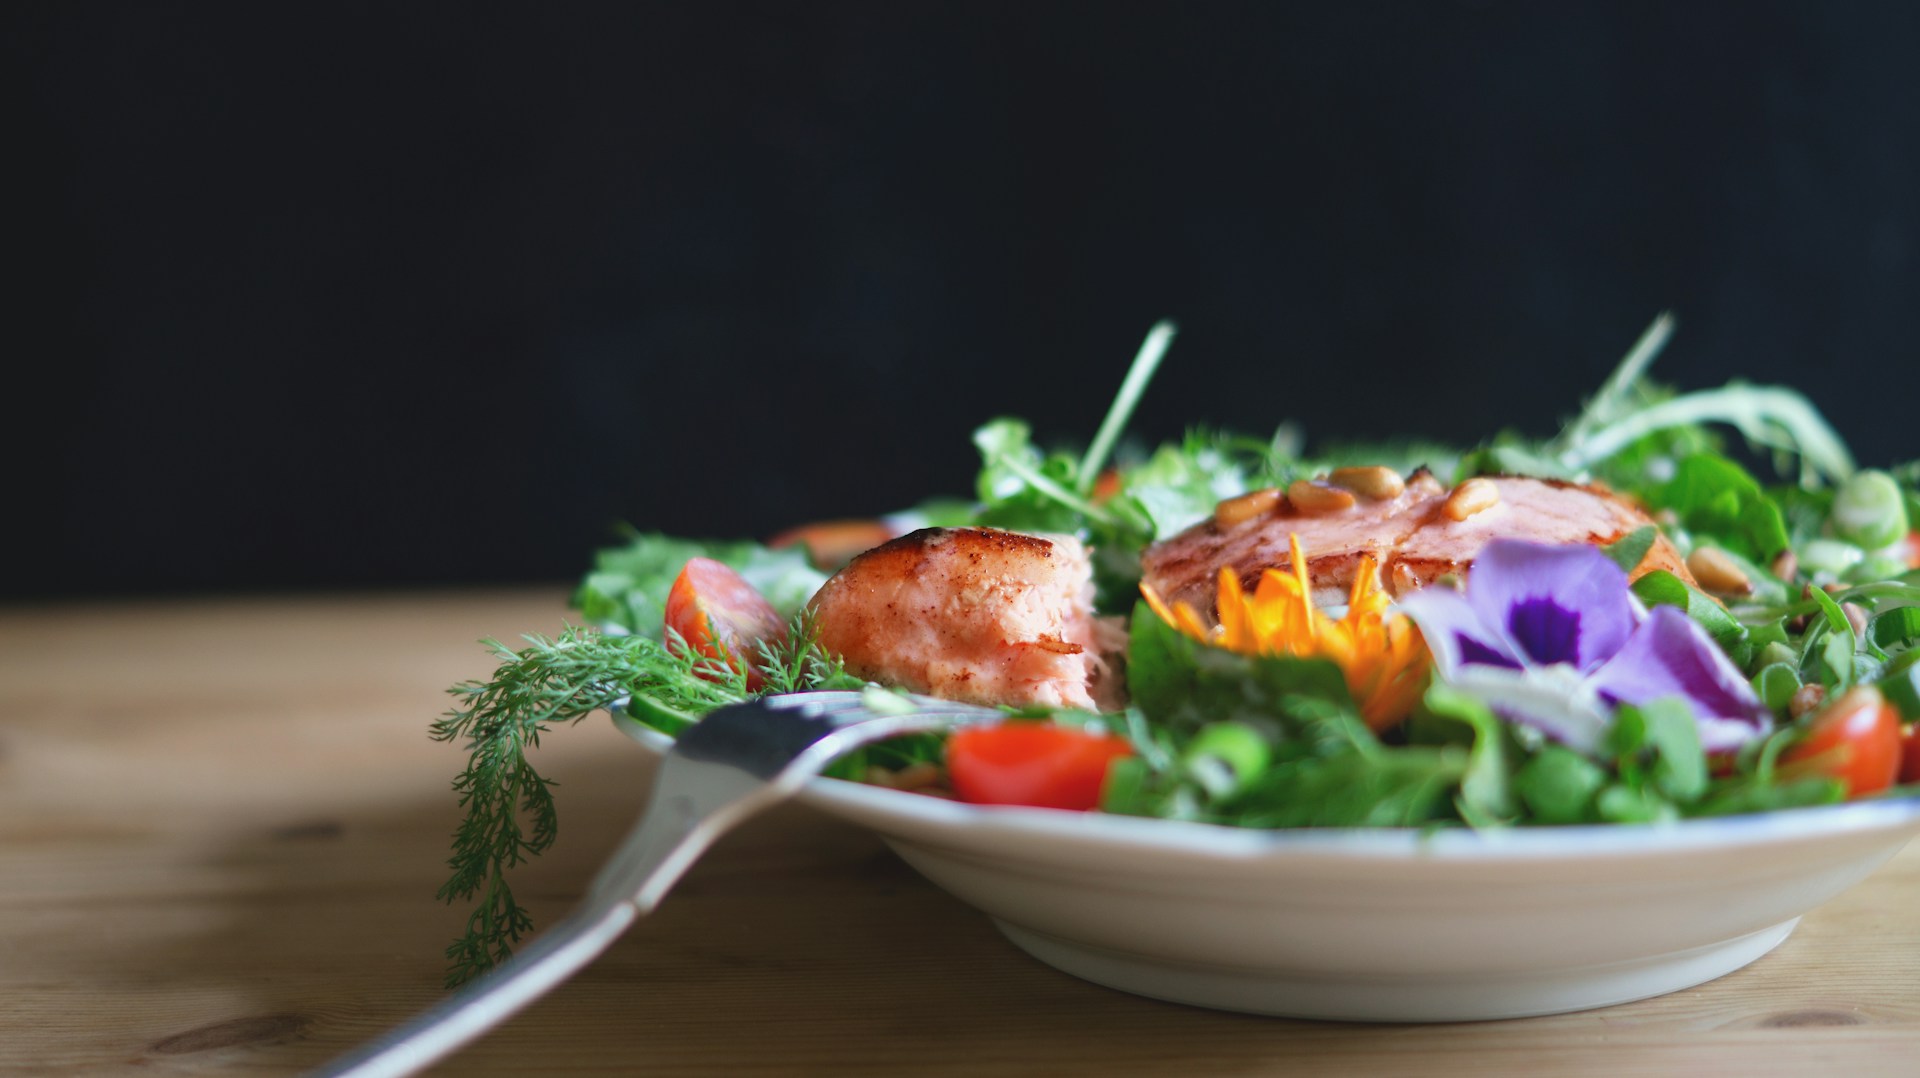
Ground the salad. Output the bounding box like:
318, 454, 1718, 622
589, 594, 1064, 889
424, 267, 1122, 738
433, 316, 1920, 986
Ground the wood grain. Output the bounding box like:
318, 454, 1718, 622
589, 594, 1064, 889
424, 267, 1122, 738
1, 590, 1916, 1076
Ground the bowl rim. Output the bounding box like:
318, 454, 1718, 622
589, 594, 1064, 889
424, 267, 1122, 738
610, 710, 1920, 862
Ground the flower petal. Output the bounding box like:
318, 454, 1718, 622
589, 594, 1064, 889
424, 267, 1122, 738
1466, 540, 1639, 673
1446, 664, 1615, 753
1398, 585, 1521, 677
1587, 605, 1769, 752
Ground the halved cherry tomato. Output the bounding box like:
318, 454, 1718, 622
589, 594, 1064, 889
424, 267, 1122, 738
1900, 723, 1920, 786
767, 518, 897, 570
945, 723, 1135, 811
1779, 686, 1902, 798
664, 557, 786, 689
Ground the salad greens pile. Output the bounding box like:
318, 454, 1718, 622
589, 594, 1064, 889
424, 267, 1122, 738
435, 316, 1920, 985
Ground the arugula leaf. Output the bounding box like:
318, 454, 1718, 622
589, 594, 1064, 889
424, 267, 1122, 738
1097, 756, 1163, 818
1875, 650, 1920, 721
1110, 433, 1256, 540
1690, 776, 1846, 817
1868, 606, 1920, 657
1631, 570, 1751, 665
1562, 382, 1855, 488
1458, 436, 1576, 481
1646, 455, 1790, 562
1751, 662, 1802, 714
574, 530, 825, 637
1553, 313, 1678, 452
1602, 526, 1658, 575
1126, 601, 1352, 740
1611, 698, 1708, 802
1309, 437, 1463, 482
1416, 683, 1517, 825
1228, 747, 1468, 828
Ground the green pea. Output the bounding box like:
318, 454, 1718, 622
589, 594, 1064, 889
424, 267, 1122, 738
1801, 537, 1865, 577
1514, 747, 1607, 824
1831, 469, 1910, 550
1845, 554, 1911, 584
1597, 784, 1678, 824
1750, 661, 1801, 714
1181, 722, 1272, 799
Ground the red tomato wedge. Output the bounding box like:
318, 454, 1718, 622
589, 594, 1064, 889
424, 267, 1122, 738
663, 557, 787, 689
945, 723, 1135, 811
1900, 723, 1920, 786
1780, 686, 1902, 798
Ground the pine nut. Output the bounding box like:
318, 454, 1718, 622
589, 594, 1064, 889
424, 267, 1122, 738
1789, 683, 1826, 720
1287, 479, 1357, 515
1215, 487, 1281, 528
1407, 468, 1446, 497
865, 762, 942, 791
1328, 466, 1406, 501
1442, 478, 1500, 522
890, 763, 943, 791
1686, 547, 1753, 595
1770, 549, 1799, 582
1843, 602, 1870, 639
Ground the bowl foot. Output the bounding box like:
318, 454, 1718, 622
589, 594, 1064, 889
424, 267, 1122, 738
993, 918, 1798, 1022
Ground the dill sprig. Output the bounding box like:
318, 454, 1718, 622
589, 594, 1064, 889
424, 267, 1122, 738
431, 615, 851, 987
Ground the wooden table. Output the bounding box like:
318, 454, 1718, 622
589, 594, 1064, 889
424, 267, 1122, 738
3, 589, 1918, 1076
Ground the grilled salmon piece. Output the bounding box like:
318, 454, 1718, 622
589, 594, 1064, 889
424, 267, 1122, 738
1140, 470, 1442, 611
1384, 476, 1689, 594
808, 527, 1105, 710
1140, 472, 1691, 616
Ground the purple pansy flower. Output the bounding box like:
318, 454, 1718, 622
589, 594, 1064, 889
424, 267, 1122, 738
1397, 540, 1768, 753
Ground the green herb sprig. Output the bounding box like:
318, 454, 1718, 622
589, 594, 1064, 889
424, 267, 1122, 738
433, 615, 851, 986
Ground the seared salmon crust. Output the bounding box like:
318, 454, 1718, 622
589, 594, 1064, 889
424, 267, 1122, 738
808, 527, 1105, 710
1141, 473, 1693, 618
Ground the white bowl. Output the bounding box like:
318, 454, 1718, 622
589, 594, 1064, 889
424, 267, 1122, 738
614, 714, 1920, 1022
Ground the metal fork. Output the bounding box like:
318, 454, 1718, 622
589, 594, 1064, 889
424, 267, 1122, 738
315, 690, 999, 1078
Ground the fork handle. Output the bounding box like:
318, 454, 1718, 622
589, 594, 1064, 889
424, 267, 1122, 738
315, 747, 760, 1076
314, 900, 638, 1078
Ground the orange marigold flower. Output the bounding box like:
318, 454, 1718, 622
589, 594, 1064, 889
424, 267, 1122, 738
1141, 533, 1431, 730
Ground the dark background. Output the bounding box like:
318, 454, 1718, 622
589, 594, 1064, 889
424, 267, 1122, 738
9, 2, 1919, 601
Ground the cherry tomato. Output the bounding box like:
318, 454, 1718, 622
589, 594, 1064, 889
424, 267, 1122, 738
1900, 723, 1920, 786
1779, 686, 1902, 798
663, 557, 787, 689
767, 519, 896, 570
1091, 469, 1124, 504
945, 723, 1135, 811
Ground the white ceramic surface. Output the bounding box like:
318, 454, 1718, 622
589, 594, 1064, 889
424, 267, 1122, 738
614, 715, 1920, 1022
